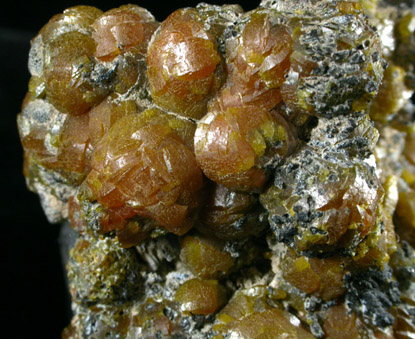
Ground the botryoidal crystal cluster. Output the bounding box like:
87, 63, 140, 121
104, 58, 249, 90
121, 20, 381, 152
17, 0, 415, 338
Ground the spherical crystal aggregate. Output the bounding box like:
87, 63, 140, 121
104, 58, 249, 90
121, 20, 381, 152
17, 0, 415, 338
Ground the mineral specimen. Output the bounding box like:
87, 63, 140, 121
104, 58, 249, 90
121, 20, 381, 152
18, 0, 415, 338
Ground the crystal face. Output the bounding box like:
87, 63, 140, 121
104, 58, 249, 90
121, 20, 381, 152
18, 1, 415, 338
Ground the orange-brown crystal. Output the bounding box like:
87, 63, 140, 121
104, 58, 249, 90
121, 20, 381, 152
147, 8, 222, 119
175, 278, 227, 315
198, 183, 265, 239
225, 11, 292, 110
43, 31, 107, 115
40, 6, 103, 41
92, 5, 158, 61
57, 114, 91, 175
180, 234, 235, 279
226, 308, 313, 338
86, 109, 203, 234
323, 303, 360, 339
88, 96, 137, 148
281, 249, 346, 301
194, 105, 293, 191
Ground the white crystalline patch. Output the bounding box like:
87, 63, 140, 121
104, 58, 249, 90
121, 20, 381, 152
29, 162, 77, 223
409, 15, 415, 33
43, 133, 58, 156
288, 314, 301, 327
400, 88, 415, 110
28, 35, 44, 77
364, 153, 377, 171
35, 182, 67, 223
379, 18, 395, 58
229, 332, 243, 339
18, 99, 67, 153
164, 269, 192, 300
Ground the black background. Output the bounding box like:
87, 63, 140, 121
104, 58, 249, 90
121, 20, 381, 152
1, 1, 259, 338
